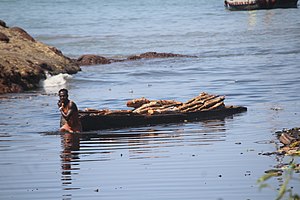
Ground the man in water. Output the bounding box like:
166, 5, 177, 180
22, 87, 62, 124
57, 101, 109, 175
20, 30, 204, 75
58, 88, 82, 133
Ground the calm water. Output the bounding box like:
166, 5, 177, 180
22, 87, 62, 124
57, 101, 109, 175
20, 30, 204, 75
1, 0, 300, 199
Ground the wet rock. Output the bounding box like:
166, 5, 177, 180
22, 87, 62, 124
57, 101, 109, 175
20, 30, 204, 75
0, 20, 80, 94
127, 51, 197, 60
0, 32, 9, 43
49, 46, 64, 57
76, 54, 112, 66
76, 52, 196, 66
0, 20, 7, 28
10, 27, 35, 42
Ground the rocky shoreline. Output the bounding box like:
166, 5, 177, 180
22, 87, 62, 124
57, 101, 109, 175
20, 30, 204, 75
0, 20, 81, 94
0, 20, 196, 94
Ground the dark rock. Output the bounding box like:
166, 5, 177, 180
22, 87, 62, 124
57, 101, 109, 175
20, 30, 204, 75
49, 46, 64, 57
10, 27, 35, 42
0, 61, 45, 93
77, 54, 112, 66
0, 20, 7, 28
0, 80, 23, 93
39, 62, 54, 72
127, 52, 197, 60
76, 52, 196, 66
0, 24, 81, 94
0, 32, 9, 43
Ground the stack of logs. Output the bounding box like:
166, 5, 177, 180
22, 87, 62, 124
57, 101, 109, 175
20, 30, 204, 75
128, 99, 182, 115
126, 92, 225, 115
83, 92, 226, 116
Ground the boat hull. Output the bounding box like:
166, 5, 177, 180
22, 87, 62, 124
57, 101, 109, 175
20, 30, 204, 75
225, 0, 298, 10
79, 106, 247, 131
274, 0, 298, 8
225, 3, 260, 10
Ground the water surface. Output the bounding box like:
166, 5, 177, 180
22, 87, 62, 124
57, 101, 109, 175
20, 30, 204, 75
1, 0, 300, 199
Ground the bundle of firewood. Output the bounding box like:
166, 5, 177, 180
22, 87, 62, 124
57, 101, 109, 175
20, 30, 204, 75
126, 97, 151, 109
178, 92, 225, 112
82, 92, 226, 116
126, 92, 225, 115
127, 99, 182, 115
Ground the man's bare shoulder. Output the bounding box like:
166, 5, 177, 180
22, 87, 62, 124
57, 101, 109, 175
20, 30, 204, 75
69, 100, 78, 110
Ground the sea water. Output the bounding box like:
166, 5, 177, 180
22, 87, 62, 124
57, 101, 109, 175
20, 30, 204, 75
0, 0, 300, 199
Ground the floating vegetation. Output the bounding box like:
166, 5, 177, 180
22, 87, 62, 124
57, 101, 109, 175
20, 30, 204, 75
258, 127, 300, 200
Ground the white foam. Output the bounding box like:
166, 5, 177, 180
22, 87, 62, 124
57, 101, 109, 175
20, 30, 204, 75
41, 72, 72, 93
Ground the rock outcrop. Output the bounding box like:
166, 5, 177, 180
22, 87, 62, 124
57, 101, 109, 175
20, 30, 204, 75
76, 54, 113, 66
0, 20, 7, 28
127, 52, 196, 60
76, 52, 197, 66
0, 20, 81, 94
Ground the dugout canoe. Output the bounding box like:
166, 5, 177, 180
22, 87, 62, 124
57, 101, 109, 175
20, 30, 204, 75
79, 105, 247, 131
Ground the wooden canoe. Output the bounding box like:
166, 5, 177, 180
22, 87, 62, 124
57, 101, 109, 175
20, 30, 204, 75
79, 105, 247, 131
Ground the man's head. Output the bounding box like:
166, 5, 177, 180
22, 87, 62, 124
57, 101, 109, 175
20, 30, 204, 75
59, 88, 69, 103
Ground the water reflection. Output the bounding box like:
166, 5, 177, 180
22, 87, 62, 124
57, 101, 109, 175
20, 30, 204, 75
58, 119, 228, 197
263, 10, 275, 27
248, 11, 257, 28
60, 133, 80, 190
247, 10, 275, 29
61, 119, 227, 161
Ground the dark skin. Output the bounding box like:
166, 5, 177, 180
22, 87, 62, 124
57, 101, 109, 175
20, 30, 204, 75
58, 90, 78, 121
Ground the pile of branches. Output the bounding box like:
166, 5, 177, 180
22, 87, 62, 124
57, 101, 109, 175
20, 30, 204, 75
277, 127, 300, 156
177, 92, 225, 113
82, 92, 227, 116
127, 98, 182, 115
126, 92, 226, 115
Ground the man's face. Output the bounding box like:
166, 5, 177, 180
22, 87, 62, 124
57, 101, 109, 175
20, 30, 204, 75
59, 91, 68, 103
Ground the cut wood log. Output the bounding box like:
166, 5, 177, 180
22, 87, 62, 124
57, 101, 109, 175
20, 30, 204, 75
132, 101, 161, 113
135, 106, 159, 114
155, 100, 182, 106
160, 102, 183, 109
194, 96, 225, 112
132, 100, 182, 113
184, 92, 208, 105
147, 109, 160, 115
126, 97, 150, 108
180, 95, 219, 112
201, 102, 225, 111
105, 110, 132, 115
178, 94, 215, 111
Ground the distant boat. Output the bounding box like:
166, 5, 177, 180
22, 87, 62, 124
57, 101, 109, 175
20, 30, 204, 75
224, 0, 298, 10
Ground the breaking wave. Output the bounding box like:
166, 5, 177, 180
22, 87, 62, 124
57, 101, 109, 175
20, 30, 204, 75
41, 72, 72, 93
